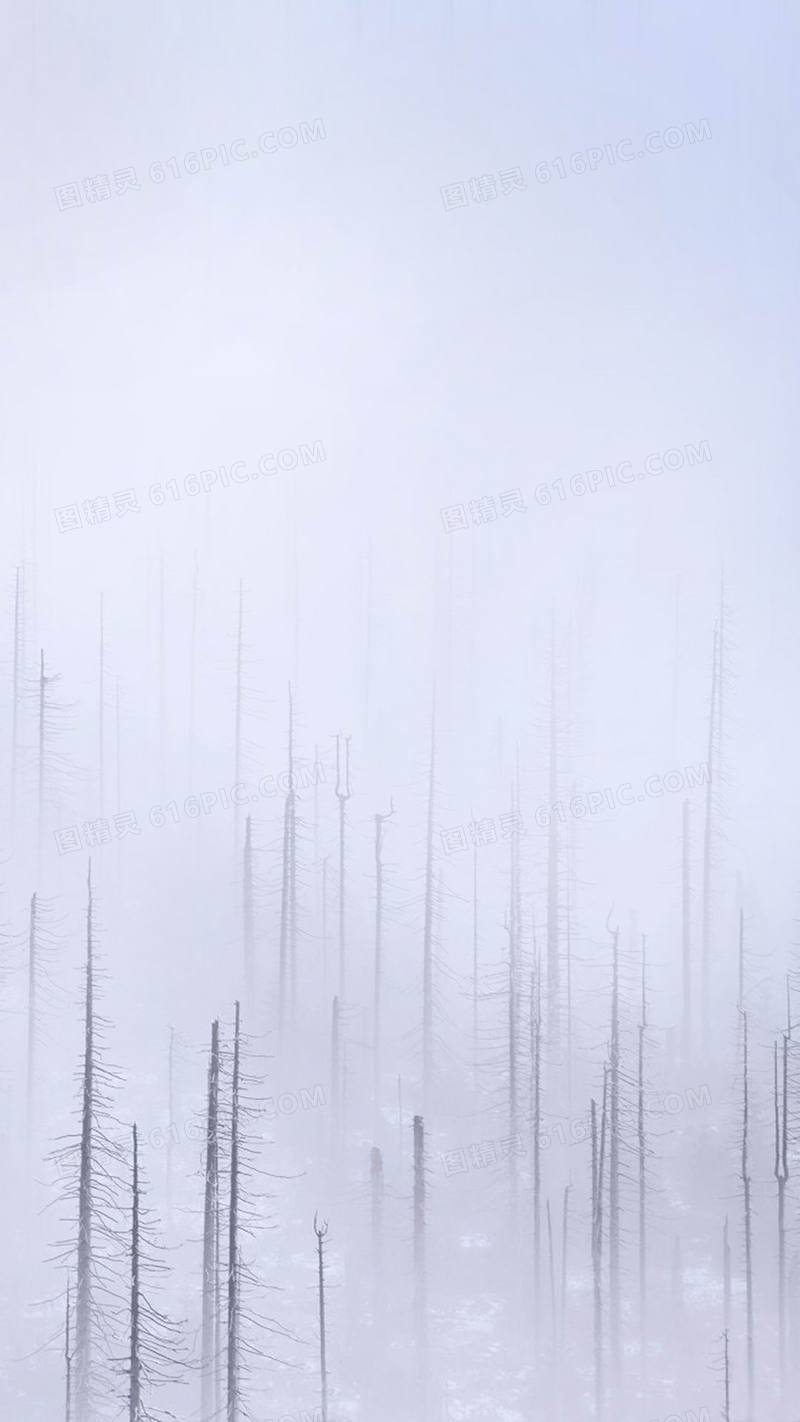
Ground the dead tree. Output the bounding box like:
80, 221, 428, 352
546, 611, 560, 1047
330, 996, 341, 1177
188, 555, 199, 787
722, 1215, 731, 1357
722, 1327, 731, 1422
564, 795, 576, 1113
98, 593, 105, 821
421, 701, 436, 1118
26, 891, 39, 1172
334, 732, 352, 1002
413, 1114, 429, 1415
700, 623, 719, 1041
74, 863, 96, 1420
608, 922, 621, 1395
741, 1010, 754, 1421
370, 1146, 384, 1329
226, 1002, 242, 1422
313, 1214, 329, 1422
681, 799, 691, 1058
36, 649, 47, 877
546, 1199, 557, 1357
775, 1034, 789, 1400
472, 841, 479, 1091
158, 554, 166, 799
166, 1027, 175, 1234
737, 907, 744, 1012
52, 858, 128, 1422
278, 689, 298, 1044
128, 1125, 142, 1422
591, 1067, 609, 1422
65, 1276, 72, 1422
506, 771, 521, 1227
125, 1122, 183, 1422
531, 964, 542, 1348
201, 1020, 221, 1422
35, 648, 70, 882
242, 815, 254, 999
372, 799, 395, 1124
233, 580, 244, 857
560, 1183, 570, 1353
638, 933, 648, 1390
10, 564, 23, 842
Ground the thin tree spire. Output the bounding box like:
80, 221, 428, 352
422, 691, 436, 1119
372, 798, 395, 1126
226, 1003, 241, 1422
335, 731, 352, 1002
128, 1125, 141, 1422
546, 608, 559, 1048
314, 1214, 329, 1422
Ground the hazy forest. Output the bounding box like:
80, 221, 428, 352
5, 2, 799, 1420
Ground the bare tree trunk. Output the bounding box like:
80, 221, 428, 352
531, 964, 542, 1351
413, 1114, 429, 1416
721, 1215, 731, 1337
321, 853, 330, 1004
372, 801, 394, 1127
277, 685, 298, 1042
26, 891, 38, 1175
507, 769, 521, 1227
565, 797, 575, 1114
546, 612, 559, 1048
591, 1084, 605, 1422
722, 1327, 731, 1422
233, 580, 243, 858
422, 702, 436, 1118
75, 863, 95, 1422
226, 1003, 241, 1422
166, 1026, 175, 1233
188, 556, 198, 787
242, 815, 254, 1000
503, 779, 522, 1222
560, 1184, 570, 1353
330, 997, 341, 1178
65, 1277, 72, 1422
128, 1125, 141, 1422
314, 1214, 330, 1422
775, 1034, 789, 1404
37, 649, 45, 879
638, 934, 648, 1394
546, 1198, 556, 1358
681, 799, 691, 1059
98, 593, 105, 821
741, 1010, 754, 1421
738, 907, 744, 1012
370, 1146, 384, 1330
335, 733, 352, 1002
608, 926, 621, 1396
472, 842, 479, 1092
201, 1019, 220, 1422
114, 677, 122, 888
158, 554, 166, 799
397, 1074, 403, 1169
10, 564, 23, 844
278, 783, 293, 1044
700, 624, 718, 1041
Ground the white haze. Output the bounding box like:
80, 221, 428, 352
2, 2, 799, 1419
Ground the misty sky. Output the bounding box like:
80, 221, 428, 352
2, 4, 799, 1420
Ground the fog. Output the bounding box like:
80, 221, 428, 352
2, 2, 799, 1419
